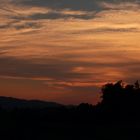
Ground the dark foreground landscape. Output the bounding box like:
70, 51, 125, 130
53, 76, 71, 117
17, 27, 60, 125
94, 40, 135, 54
1, 81, 140, 140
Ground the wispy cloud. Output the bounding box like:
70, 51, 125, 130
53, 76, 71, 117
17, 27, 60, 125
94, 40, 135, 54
0, 0, 140, 104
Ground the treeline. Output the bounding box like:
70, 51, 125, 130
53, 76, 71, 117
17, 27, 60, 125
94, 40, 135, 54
0, 81, 140, 140
1, 80, 140, 121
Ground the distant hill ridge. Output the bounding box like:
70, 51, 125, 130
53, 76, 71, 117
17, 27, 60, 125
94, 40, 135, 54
0, 96, 64, 109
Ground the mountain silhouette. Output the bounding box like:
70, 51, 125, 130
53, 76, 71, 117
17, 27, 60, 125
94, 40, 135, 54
0, 96, 63, 109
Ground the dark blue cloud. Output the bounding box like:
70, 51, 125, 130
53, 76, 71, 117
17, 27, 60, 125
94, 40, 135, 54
27, 12, 95, 20
16, 0, 101, 11
14, 0, 140, 11
3, 0, 139, 21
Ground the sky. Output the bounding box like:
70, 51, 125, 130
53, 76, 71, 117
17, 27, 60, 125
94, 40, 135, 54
0, 0, 140, 105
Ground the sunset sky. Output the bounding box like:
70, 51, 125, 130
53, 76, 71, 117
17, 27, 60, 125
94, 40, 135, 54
0, 0, 140, 104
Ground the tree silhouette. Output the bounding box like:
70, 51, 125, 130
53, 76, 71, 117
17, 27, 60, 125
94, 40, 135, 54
135, 80, 140, 89
99, 80, 140, 119
101, 80, 124, 105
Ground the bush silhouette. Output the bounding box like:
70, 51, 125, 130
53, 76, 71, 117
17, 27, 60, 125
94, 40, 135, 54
99, 80, 140, 119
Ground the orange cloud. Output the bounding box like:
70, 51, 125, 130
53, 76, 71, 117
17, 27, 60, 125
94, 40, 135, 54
0, 0, 140, 104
